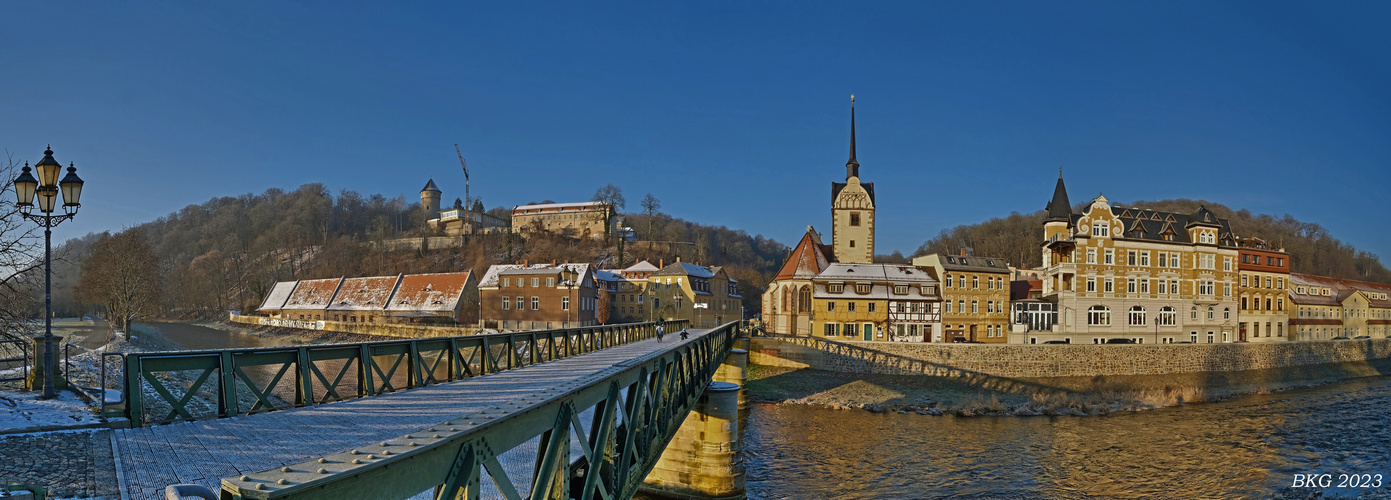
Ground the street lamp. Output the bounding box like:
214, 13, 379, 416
13, 146, 83, 400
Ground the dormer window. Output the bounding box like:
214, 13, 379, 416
1092, 221, 1110, 237
856, 284, 871, 294
894, 285, 909, 295
828, 284, 844, 293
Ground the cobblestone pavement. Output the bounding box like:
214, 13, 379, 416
0, 428, 119, 499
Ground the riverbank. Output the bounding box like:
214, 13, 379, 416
748, 358, 1391, 416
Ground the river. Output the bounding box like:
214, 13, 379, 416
137, 323, 1390, 498
743, 376, 1391, 499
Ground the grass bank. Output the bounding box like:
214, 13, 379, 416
748, 358, 1391, 416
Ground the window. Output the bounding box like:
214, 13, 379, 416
1140, 279, 1150, 294
1207, 307, 1215, 320
856, 284, 871, 294
850, 240, 855, 247
1139, 251, 1151, 267
1127, 279, 1136, 294
1127, 251, 1137, 266
987, 300, 994, 313
1265, 277, 1272, 288
848, 302, 856, 312
502, 297, 510, 310
1104, 279, 1114, 293
531, 297, 540, 310
502, 278, 510, 287
1242, 275, 1248, 287
1158, 280, 1168, 294
1088, 306, 1111, 326
894, 285, 908, 295
1171, 280, 1179, 295
1093, 221, 1109, 237
531, 278, 539, 287
1199, 254, 1215, 270
1104, 249, 1114, 265
944, 301, 953, 313
958, 275, 965, 289
1158, 307, 1176, 326
972, 276, 979, 289
562, 297, 570, 310
971, 301, 979, 314
825, 323, 839, 336
516, 296, 524, 310
1223, 256, 1232, 271
1277, 258, 1284, 267
547, 277, 556, 287
1199, 280, 1214, 296
1170, 254, 1180, 267
850, 213, 861, 226
1277, 277, 1284, 289
868, 302, 877, 313
1129, 306, 1146, 326
1086, 278, 1096, 292
1223, 307, 1230, 319
1223, 283, 1231, 297
827, 301, 836, 312
958, 300, 965, 314
829, 284, 844, 293
1191, 306, 1198, 319
1242, 297, 1248, 310
1087, 248, 1097, 264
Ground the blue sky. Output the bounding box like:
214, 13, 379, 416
2, 2, 1389, 263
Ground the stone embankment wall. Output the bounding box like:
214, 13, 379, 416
229, 314, 477, 339
750, 336, 1391, 378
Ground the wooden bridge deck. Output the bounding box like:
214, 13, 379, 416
113, 329, 710, 500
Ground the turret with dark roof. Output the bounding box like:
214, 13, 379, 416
846, 95, 859, 179
1045, 173, 1072, 222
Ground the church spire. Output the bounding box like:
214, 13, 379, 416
846, 95, 859, 179
1046, 169, 1072, 222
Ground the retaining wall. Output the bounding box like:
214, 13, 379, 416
750, 337, 1391, 378
229, 314, 477, 339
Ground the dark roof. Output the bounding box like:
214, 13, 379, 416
1045, 175, 1072, 221
936, 254, 1010, 273
1076, 206, 1236, 246
846, 98, 859, 179
831, 181, 876, 206
421, 179, 441, 193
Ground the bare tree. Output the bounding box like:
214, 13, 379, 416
592, 184, 625, 241
77, 230, 163, 332
0, 149, 45, 344
641, 193, 661, 241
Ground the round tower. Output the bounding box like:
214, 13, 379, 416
420, 179, 442, 220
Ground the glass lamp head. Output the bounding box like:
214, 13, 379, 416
36, 186, 58, 214
34, 146, 61, 187
59, 163, 83, 213
12, 163, 38, 208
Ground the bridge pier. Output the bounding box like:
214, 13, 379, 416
640, 381, 745, 500
714, 349, 748, 414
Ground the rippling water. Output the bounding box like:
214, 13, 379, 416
744, 377, 1391, 499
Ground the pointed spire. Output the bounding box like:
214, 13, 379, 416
846, 94, 859, 179
1046, 171, 1072, 222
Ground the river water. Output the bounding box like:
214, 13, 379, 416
743, 376, 1391, 499
137, 323, 1390, 499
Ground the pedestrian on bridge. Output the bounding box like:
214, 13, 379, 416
656, 324, 665, 342
680, 328, 689, 340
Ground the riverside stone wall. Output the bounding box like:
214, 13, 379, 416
229, 314, 478, 339
750, 337, 1391, 378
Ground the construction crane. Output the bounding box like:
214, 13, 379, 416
454, 144, 470, 211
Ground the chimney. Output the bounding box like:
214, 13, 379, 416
676, 256, 681, 263
959, 248, 967, 256
660, 258, 664, 268
524, 260, 528, 267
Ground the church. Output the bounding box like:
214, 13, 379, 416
761, 98, 944, 341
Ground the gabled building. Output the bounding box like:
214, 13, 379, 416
384, 271, 479, 325
420, 180, 508, 236
762, 228, 832, 336
280, 278, 344, 321
645, 260, 741, 328
257, 281, 299, 319
602, 260, 661, 323
810, 263, 942, 342
1288, 273, 1391, 340
511, 202, 614, 239
326, 275, 402, 324
1039, 174, 1240, 344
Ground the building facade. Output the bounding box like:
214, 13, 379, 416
831, 97, 875, 264
913, 252, 1012, 342
762, 228, 831, 336
420, 180, 507, 235
809, 263, 942, 342
1039, 175, 1240, 344
646, 261, 742, 329
511, 201, 613, 239
1288, 273, 1391, 340
1237, 239, 1290, 342
478, 263, 598, 331
260, 272, 478, 324
602, 260, 660, 323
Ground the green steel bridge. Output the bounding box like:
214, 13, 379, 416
108, 320, 741, 500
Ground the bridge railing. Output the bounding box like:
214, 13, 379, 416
218, 321, 742, 500
122, 320, 688, 427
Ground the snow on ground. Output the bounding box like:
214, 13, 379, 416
0, 388, 102, 432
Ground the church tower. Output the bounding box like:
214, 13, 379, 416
831, 96, 875, 263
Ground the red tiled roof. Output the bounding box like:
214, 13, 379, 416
775, 229, 830, 281
328, 275, 402, 311
386, 271, 474, 313
283, 278, 344, 310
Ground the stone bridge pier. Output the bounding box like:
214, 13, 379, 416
640, 348, 749, 499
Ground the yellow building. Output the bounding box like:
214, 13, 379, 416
1039, 175, 1240, 344
647, 260, 742, 328
1289, 273, 1391, 340
512, 201, 614, 239
810, 263, 942, 342
912, 252, 1011, 342
831, 96, 875, 264
1237, 238, 1290, 342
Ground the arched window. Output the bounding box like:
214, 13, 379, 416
1223, 307, 1230, 320
1128, 306, 1146, 326
798, 285, 812, 313
1158, 306, 1176, 326
1088, 305, 1111, 326
1191, 306, 1198, 319
1207, 306, 1215, 320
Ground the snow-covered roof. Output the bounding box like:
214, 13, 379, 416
593, 269, 622, 282
386, 271, 474, 313
478, 263, 592, 287
283, 278, 344, 310
327, 275, 402, 311
512, 201, 606, 212
652, 262, 715, 279
623, 260, 660, 273
258, 281, 298, 311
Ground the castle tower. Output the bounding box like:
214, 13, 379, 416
831, 96, 875, 263
420, 179, 442, 220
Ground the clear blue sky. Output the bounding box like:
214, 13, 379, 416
3, 2, 1389, 263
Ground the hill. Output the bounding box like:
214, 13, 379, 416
52, 184, 788, 317
913, 198, 1391, 283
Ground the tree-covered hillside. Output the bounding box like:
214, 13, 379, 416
914, 199, 1391, 283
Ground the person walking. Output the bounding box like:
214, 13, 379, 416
680, 328, 689, 340
656, 324, 665, 342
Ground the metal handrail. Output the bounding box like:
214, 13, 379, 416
0, 339, 29, 388
121, 320, 690, 427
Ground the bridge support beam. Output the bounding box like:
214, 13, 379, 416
714, 349, 747, 414
639, 381, 745, 500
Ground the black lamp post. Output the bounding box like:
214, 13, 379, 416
13, 146, 83, 400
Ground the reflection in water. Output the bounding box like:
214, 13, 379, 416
143, 322, 296, 351
744, 377, 1391, 499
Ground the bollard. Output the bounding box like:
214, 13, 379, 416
165, 483, 218, 500
640, 381, 745, 499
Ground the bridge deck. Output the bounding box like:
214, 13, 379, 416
113, 329, 710, 500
